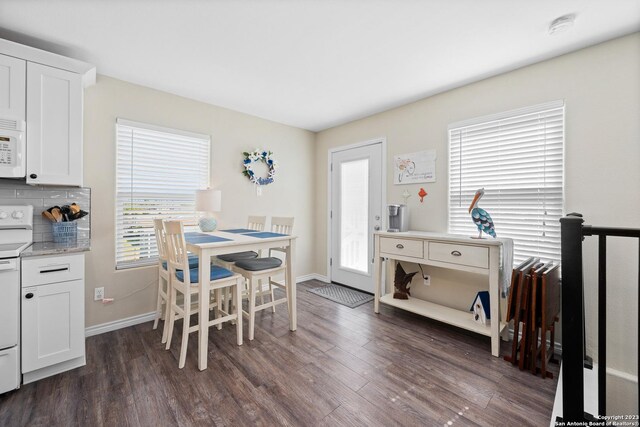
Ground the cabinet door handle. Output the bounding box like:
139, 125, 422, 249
40, 267, 69, 274
451, 250, 462, 257
29, 173, 37, 179
396, 244, 404, 249
25, 292, 34, 299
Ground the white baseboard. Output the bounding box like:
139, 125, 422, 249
22, 355, 86, 384
85, 274, 327, 338
85, 311, 156, 337
297, 273, 329, 283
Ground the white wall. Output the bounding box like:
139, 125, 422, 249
83, 75, 316, 328
315, 33, 640, 414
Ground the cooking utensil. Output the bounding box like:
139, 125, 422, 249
60, 205, 72, 222
70, 203, 81, 215
70, 210, 89, 221
42, 210, 56, 222
51, 208, 63, 223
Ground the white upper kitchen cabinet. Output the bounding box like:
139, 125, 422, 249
0, 38, 95, 187
26, 62, 83, 186
0, 53, 26, 121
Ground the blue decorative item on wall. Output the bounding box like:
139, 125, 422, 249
468, 187, 497, 239
242, 149, 277, 185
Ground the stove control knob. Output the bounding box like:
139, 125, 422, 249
0, 211, 7, 220
12, 210, 24, 219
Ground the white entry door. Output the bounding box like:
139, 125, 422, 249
330, 141, 383, 293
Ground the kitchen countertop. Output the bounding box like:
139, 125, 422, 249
21, 239, 91, 257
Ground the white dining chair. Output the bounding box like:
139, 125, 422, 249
232, 216, 294, 340
214, 215, 267, 314
152, 219, 201, 343
270, 216, 294, 236
264, 217, 295, 312
214, 215, 266, 269
247, 215, 267, 232
163, 220, 243, 369
152, 219, 171, 343
232, 257, 289, 341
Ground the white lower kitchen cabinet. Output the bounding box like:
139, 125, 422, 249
21, 253, 85, 384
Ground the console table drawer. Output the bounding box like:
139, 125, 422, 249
428, 242, 488, 269
380, 237, 423, 258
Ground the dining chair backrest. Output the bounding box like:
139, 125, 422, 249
163, 220, 192, 284
153, 219, 169, 266
247, 215, 267, 231
271, 216, 294, 234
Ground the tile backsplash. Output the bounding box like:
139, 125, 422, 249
0, 179, 91, 242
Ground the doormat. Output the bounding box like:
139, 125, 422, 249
308, 283, 374, 308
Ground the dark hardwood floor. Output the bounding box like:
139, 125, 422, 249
0, 280, 559, 426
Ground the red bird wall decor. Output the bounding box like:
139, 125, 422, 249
418, 187, 427, 203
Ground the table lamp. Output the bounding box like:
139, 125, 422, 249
195, 189, 221, 232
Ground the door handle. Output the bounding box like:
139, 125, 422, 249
451, 250, 462, 257
25, 292, 34, 299
396, 244, 404, 249
374, 225, 380, 231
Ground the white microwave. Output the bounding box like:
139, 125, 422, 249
0, 117, 26, 178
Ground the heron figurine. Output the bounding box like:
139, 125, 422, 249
468, 188, 496, 239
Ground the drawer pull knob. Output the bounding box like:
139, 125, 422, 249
451, 250, 462, 257
25, 293, 34, 299
396, 244, 404, 249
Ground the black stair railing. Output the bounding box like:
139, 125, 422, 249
559, 213, 640, 422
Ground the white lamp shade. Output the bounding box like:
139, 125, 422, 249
195, 189, 222, 212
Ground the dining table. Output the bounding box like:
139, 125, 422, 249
184, 229, 297, 370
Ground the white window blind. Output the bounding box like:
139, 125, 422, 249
448, 101, 564, 265
115, 119, 210, 269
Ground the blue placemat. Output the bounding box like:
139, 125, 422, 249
244, 232, 289, 239
185, 232, 232, 243
220, 228, 258, 234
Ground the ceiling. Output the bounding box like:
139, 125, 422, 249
0, 1, 638, 132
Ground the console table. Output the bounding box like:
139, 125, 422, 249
373, 231, 510, 357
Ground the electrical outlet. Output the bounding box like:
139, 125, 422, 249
94, 287, 104, 301
423, 275, 431, 286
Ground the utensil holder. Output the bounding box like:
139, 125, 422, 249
52, 222, 77, 244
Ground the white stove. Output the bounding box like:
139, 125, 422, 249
0, 242, 31, 258
0, 205, 32, 395
0, 205, 33, 258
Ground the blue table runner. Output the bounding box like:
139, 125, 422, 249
220, 228, 258, 234
184, 232, 232, 243
244, 232, 289, 239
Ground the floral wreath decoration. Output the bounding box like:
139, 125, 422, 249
242, 149, 277, 185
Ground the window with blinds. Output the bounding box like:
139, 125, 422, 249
115, 119, 210, 269
448, 101, 564, 265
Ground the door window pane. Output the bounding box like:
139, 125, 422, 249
340, 159, 369, 273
